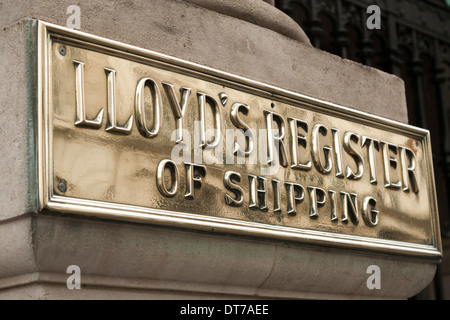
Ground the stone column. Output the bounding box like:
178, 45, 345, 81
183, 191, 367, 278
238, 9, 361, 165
0, 0, 438, 300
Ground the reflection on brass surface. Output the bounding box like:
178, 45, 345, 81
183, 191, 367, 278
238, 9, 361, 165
37, 21, 441, 261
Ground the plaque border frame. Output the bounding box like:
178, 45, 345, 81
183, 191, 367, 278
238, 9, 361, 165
36, 21, 442, 262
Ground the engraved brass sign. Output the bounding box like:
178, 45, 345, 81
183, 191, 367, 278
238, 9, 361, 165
37, 22, 442, 261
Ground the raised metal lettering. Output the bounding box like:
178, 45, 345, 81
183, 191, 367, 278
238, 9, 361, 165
362, 136, 380, 185
381, 142, 402, 190
285, 182, 305, 216
104, 68, 133, 134
340, 191, 359, 224
311, 124, 332, 174
343, 132, 364, 180
272, 179, 282, 213
230, 103, 255, 156
184, 162, 206, 199
248, 175, 268, 211
73, 60, 104, 128
223, 171, 244, 207
289, 117, 312, 171
197, 92, 221, 149
162, 82, 191, 144
308, 186, 326, 219
399, 146, 419, 194
332, 128, 345, 178
135, 77, 162, 138
329, 190, 339, 222
264, 111, 288, 167
362, 196, 379, 227
156, 159, 179, 198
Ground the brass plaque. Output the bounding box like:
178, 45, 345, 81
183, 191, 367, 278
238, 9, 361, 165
37, 21, 441, 261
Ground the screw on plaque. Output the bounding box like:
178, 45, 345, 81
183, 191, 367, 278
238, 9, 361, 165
59, 46, 67, 56
58, 182, 67, 193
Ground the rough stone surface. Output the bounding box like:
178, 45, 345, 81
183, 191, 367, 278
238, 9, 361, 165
0, 20, 36, 221
0, 0, 408, 123
0, 215, 438, 299
182, 0, 311, 44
